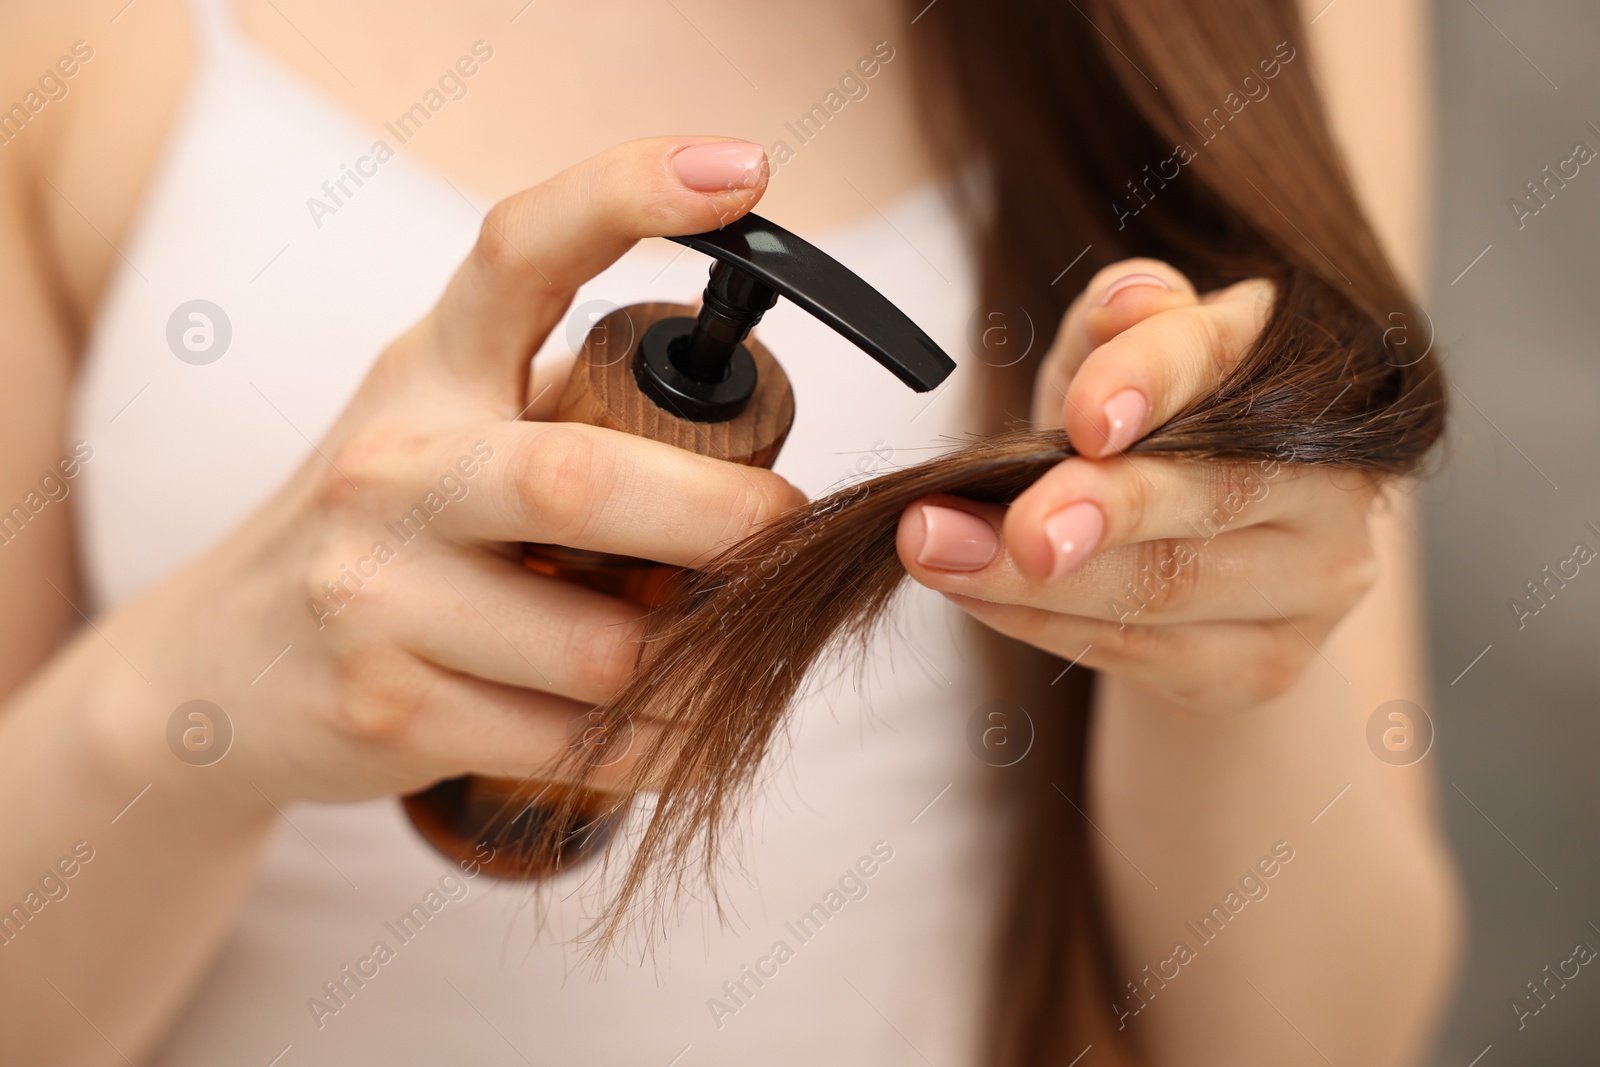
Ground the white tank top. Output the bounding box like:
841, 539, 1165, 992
69, 3, 1006, 1063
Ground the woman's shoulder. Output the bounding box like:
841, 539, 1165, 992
1, 0, 194, 334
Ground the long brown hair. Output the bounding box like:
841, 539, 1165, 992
533, 0, 1445, 1061
906, 2, 1443, 1059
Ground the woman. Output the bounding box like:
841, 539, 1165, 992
0, 0, 1459, 1063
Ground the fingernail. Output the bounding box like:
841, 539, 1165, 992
1101, 388, 1148, 454
916, 505, 998, 572
1099, 272, 1171, 306
672, 142, 766, 192
1043, 502, 1104, 580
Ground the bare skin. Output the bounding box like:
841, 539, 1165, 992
0, 2, 1457, 1065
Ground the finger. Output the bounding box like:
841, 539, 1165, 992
908, 520, 1370, 624
418, 420, 806, 566
1059, 276, 1276, 458
943, 599, 1327, 713
399, 664, 653, 788
429, 136, 770, 401
324, 642, 639, 786
384, 549, 647, 706
1003, 453, 1356, 581
1032, 258, 1198, 428
891, 455, 1324, 584
899, 459, 1372, 615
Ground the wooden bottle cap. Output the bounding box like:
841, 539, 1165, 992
555, 303, 795, 471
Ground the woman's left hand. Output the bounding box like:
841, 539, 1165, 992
898, 259, 1382, 714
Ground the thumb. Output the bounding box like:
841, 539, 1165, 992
426, 136, 769, 405
1031, 258, 1197, 428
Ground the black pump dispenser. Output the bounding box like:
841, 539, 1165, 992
632, 213, 957, 421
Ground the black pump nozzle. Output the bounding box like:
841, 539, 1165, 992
632, 213, 957, 422
676, 261, 779, 382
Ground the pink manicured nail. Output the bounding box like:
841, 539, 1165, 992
1101, 388, 1148, 454
916, 505, 998, 572
1043, 502, 1103, 580
672, 142, 766, 191
1099, 272, 1171, 306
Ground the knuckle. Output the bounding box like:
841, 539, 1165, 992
302, 543, 356, 608
1178, 306, 1234, 384
515, 426, 608, 545
1154, 669, 1215, 713
1032, 348, 1074, 416
475, 200, 527, 273
1244, 628, 1310, 703
1335, 530, 1381, 605
715, 471, 801, 545
1098, 611, 1162, 663
565, 615, 644, 695
331, 651, 424, 744
995, 604, 1061, 654
1115, 461, 1154, 534
300, 538, 402, 630
315, 422, 427, 513
313, 437, 383, 513
1212, 277, 1278, 333
1121, 539, 1205, 619
1208, 461, 1265, 526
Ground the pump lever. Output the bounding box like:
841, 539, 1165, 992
667, 213, 956, 393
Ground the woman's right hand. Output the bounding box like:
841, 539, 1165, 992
82, 136, 804, 815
